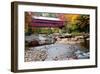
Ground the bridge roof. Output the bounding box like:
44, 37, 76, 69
32, 16, 61, 21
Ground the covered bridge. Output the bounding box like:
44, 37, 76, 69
31, 16, 65, 28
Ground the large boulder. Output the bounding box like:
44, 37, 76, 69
28, 40, 39, 47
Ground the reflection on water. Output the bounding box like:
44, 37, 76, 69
79, 39, 89, 52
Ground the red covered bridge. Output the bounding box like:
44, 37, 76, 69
31, 16, 65, 28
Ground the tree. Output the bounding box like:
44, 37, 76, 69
77, 15, 90, 33
67, 22, 79, 33
25, 12, 33, 35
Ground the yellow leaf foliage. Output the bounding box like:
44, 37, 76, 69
63, 14, 80, 23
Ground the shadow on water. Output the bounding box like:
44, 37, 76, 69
79, 39, 89, 52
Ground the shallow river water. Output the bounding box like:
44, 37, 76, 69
25, 43, 89, 62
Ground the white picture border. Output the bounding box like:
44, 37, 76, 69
18, 4, 96, 70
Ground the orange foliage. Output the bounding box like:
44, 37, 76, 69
63, 14, 80, 22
